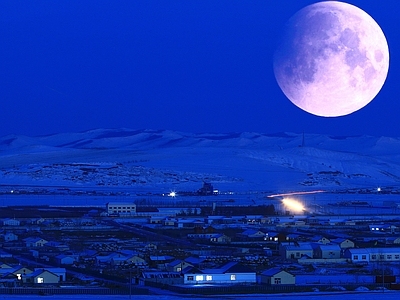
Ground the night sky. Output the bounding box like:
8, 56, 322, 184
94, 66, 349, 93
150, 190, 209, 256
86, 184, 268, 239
0, 0, 399, 137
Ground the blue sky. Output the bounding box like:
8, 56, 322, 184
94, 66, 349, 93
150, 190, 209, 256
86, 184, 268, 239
0, 0, 398, 137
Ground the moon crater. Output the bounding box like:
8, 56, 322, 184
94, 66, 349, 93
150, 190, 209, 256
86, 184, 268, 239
274, 1, 389, 117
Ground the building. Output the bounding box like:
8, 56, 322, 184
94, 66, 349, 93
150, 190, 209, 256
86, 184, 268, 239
1, 232, 18, 242
23, 237, 48, 248
24, 269, 59, 284
111, 254, 146, 267
260, 268, 295, 285
345, 248, 370, 263
314, 244, 341, 259
345, 248, 400, 263
106, 202, 136, 216
239, 229, 265, 239
279, 242, 314, 260
369, 224, 397, 233
56, 254, 79, 265
1, 218, 20, 226
331, 238, 355, 249
210, 233, 231, 244
183, 262, 256, 285
167, 260, 193, 272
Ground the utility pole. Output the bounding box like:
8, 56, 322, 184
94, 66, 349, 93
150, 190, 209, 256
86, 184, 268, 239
129, 270, 132, 299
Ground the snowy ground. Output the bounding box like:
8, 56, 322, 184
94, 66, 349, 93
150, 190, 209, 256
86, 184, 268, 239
2, 129, 400, 196
0, 291, 399, 299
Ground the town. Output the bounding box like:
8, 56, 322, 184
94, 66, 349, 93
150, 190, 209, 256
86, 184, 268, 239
0, 183, 399, 296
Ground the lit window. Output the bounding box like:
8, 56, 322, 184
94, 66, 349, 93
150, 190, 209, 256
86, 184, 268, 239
231, 274, 236, 281
16, 274, 21, 280
195, 275, 204, 281
206, 275, 212, 281
37, 277, 44, 284
177, 267, 182, 272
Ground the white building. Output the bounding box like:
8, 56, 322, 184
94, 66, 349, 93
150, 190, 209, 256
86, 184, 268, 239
279, 242, 314, 260
314, 244, 342, 259
184, 262, 256, 285
260, 268, 295, 285
106, 202, 136, 216
345, 248, 400, 263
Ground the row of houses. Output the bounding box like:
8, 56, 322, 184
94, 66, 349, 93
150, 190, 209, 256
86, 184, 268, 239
0, 264, 66, 286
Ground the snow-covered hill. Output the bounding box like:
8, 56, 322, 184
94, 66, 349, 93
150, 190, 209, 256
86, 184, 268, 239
1, 128, 400, 194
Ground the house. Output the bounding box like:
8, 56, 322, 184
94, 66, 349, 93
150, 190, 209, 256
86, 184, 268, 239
260, 268, 295, 285
1, 232, 18, 242
331, 238, 355, 249
35, 268, 66, 282
0, 263, 13, 269
24, 269, 59, 284
183, 262, 256, 285
239, 229, 265, 239
29, 218, 45, 225
149, 255, 175, 269
210, 233, 231, 244
344, 248, 370, 263
111, 254, 146, 267
184, 257, 206, 268
45, 241, 70, 251
314, 244, 341, 259
147, 216, 164, 224
162, 218, 176, 226
56, 254, 79, 265
279, 242, 314, 260
310, 235, 330, 244
23, 237, 48, 248
167, 260, 193, 272
12, 266, 33, 281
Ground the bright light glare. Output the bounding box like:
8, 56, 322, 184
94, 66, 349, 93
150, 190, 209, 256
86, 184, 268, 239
282, 198, 305, 212
169, 191, 176, 197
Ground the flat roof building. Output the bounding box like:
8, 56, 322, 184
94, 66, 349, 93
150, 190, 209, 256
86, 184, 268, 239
106, 202, 136, 216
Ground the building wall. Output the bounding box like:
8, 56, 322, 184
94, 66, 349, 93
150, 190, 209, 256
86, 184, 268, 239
106, 202, 136, 215
260, 271, 295, 285
284, 249, 313, 259
184, 273, 256, 285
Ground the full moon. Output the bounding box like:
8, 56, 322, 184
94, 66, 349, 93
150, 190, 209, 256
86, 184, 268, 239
273, 1, 389, 117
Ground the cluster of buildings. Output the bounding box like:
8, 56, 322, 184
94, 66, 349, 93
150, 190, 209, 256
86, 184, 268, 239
0, 201, 400, 294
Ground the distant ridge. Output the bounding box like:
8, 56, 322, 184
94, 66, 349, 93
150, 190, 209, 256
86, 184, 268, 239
1, 128, 400, 192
